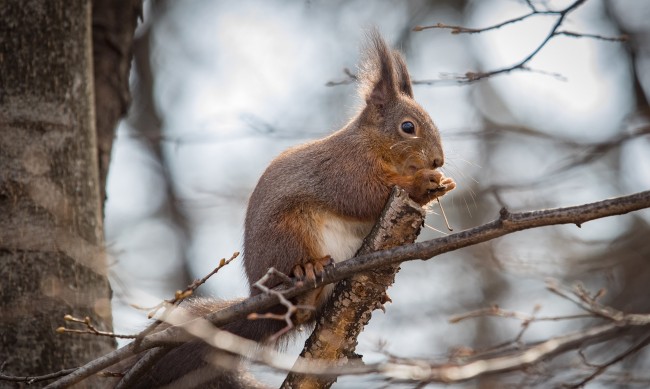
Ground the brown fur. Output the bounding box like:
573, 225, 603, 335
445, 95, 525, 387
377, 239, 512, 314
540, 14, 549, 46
244, 30, 451, 292
123, 30, 455, 388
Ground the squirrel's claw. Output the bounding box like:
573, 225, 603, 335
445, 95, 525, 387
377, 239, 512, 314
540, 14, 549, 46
411, 170, 456, 204
292, 255, 333, 287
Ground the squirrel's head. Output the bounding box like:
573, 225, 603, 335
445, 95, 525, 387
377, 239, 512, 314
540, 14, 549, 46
358, 30, 444, 176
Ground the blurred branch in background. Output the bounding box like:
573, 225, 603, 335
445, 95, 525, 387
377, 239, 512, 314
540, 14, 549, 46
413, 0, 627, 83
106, 0, 194, 326
92, 0, 142, 206
328, 0, 629, 85
476, 124, 650, 195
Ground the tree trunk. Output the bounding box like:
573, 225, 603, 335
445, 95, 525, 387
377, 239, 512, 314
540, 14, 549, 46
0, 0, 116, 386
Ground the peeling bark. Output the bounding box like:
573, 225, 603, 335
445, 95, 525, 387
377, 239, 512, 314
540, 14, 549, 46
282, 187, 425, 389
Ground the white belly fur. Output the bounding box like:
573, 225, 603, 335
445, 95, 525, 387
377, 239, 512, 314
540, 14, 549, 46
314, 214, 373, 306
317, 214, 373, 263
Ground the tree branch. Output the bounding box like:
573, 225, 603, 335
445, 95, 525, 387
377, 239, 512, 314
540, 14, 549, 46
0, 369, 78, 385
413, 0, 627, 84
365, 322, 630, 383
570, 333, 650, 388
43, 190, 650, 387
282, 187, 425, 388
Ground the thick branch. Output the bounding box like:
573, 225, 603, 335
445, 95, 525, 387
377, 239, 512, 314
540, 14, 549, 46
282, 187, 425, 388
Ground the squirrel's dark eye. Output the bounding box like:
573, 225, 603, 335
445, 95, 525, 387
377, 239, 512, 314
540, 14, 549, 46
400, 121, 415, 135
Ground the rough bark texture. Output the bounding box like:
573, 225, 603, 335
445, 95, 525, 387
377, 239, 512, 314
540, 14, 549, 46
0, 0, 116, 386
92, 0, 141, 206
282, 187, 425, 389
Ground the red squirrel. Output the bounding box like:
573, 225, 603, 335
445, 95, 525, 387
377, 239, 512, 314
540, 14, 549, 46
126, 30, 455, 388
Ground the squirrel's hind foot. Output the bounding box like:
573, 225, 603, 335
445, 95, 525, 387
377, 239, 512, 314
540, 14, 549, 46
291, 255, 333, 285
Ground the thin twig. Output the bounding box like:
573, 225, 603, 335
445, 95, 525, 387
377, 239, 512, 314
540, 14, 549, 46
413, 0, 627, 84
131, 252, 239, 351
0, 368, 78, 384
145, 252, 240, 319
436, 196, 454, 231
324, 67, 358, 86
557, 30, 628, 42
570, 333, 650, 388
449, 305, 591, 324
250, 268, 305, 342
546, 280, 650, 325
414, 12, 539, 34
56, 315, 138, 339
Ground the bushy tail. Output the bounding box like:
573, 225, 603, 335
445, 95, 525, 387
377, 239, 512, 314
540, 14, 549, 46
120, 299, 289, 389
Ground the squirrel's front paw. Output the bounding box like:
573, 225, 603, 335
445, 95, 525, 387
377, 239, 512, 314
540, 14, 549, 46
410, 170, 456, 205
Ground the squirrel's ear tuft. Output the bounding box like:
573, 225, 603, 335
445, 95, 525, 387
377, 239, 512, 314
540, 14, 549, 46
358, 29, 398, 110
392, 50, 413, 98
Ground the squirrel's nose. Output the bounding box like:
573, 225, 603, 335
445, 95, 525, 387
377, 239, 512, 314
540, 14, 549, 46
432, 157, 444, 169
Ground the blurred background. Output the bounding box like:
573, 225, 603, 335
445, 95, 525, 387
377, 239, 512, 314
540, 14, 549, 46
104, 0, 650, 387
